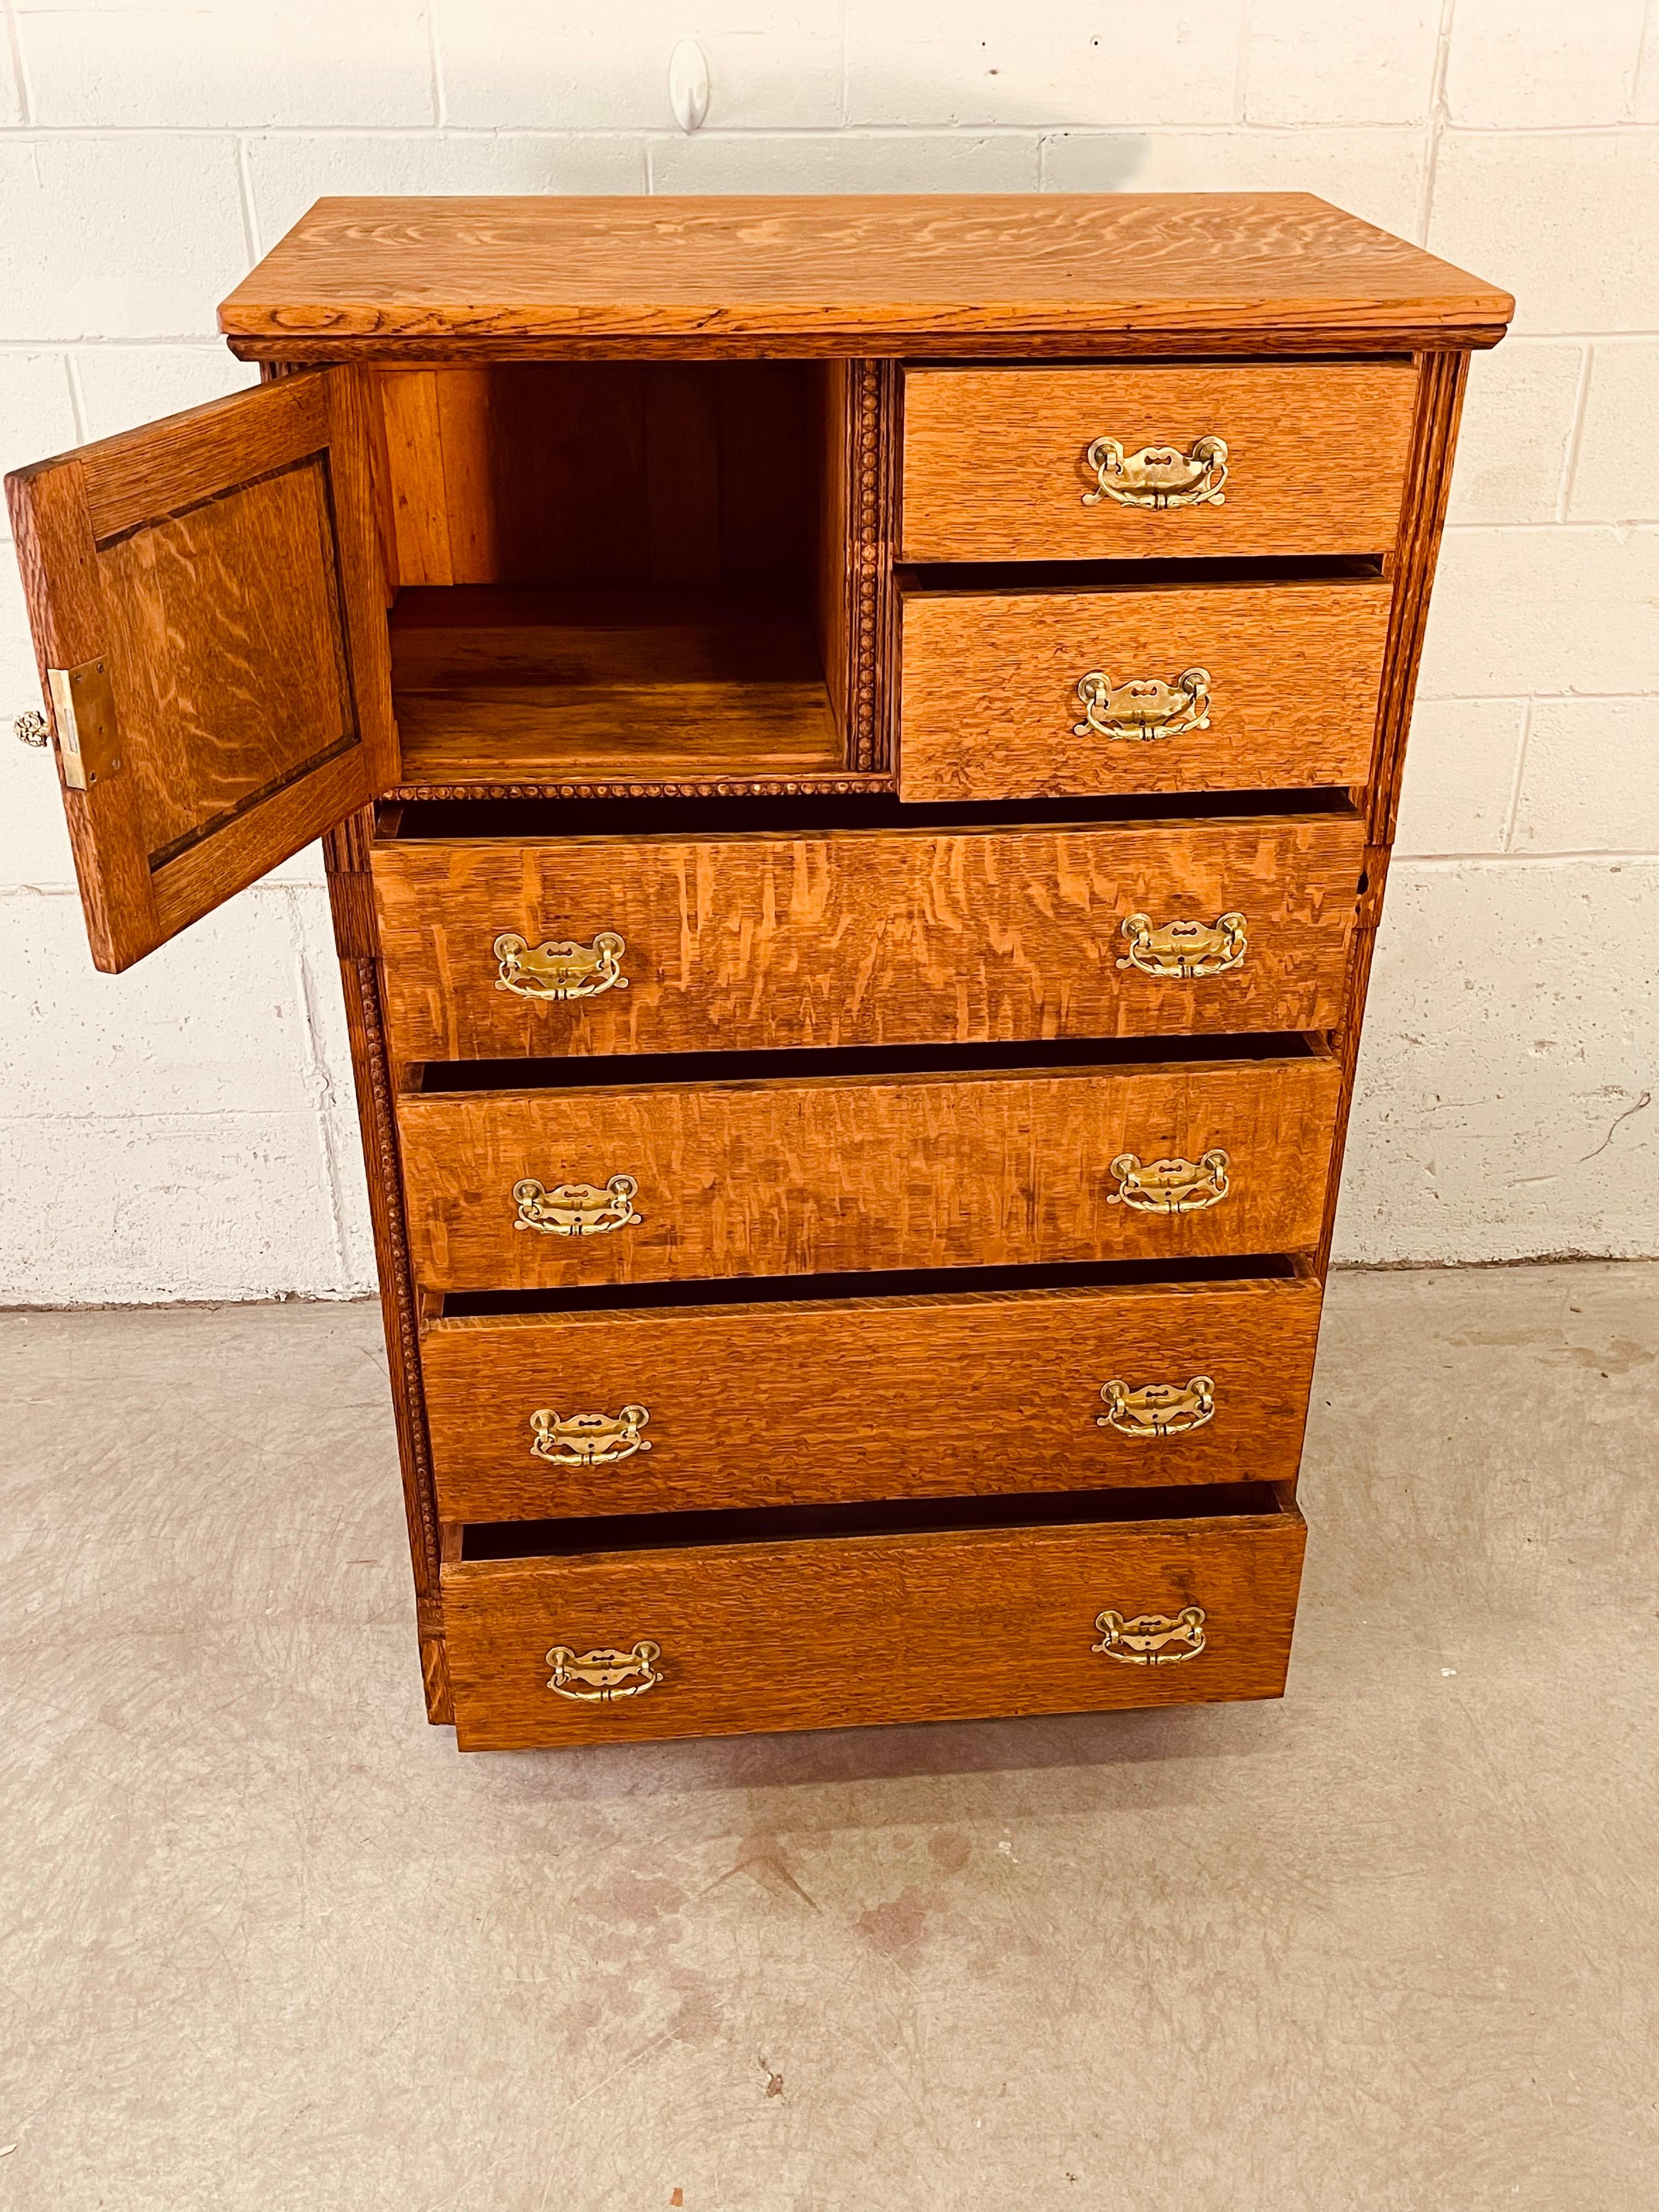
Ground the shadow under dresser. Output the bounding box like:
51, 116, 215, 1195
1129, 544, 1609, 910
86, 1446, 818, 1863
5, 192, 1513, 1750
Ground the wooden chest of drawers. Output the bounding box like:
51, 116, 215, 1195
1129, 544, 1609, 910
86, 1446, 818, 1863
7, 193, 1511, 1752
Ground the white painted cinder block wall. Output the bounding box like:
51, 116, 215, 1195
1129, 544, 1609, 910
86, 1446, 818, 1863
2, 1, 1656, 1301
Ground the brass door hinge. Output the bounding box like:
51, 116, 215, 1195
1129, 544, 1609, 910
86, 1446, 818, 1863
46, 659, 122, 791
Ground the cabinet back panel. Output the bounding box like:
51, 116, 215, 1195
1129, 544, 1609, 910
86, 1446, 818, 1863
376, 364, 819, 591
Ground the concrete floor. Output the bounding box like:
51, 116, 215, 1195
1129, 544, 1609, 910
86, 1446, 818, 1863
2, 1263, 1656, 2210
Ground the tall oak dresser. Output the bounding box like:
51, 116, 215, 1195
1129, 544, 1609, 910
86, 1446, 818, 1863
8, 196, 1512, 1751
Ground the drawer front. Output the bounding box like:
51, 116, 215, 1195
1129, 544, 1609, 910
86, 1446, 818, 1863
398, 1054, 1341, 1291
373, 817, 1365, 1062
424, 1275, 1324, 1521
898, 583, 1389, 804
900, 362, 1418, 562
443, 1502, 1308, 1749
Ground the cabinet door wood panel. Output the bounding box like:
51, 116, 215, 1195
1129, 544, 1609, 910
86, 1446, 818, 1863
398, 1053, 1341, 1291
424, 1274, 1324, 1520
4, 371, 392, 971
898, 583, 1390, 802
443, 1499, 1308, 1749
373, 815, 1365, 1063
900, 363, 1417, 562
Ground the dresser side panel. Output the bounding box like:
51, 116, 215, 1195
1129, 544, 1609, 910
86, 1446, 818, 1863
1317, 348, 1472, 1273
324, 809, 451, 1723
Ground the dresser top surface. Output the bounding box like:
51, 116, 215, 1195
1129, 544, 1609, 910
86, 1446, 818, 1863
218, 192, 1512, 352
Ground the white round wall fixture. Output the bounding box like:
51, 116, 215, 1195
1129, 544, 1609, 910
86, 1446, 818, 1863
668, 39, 710, 133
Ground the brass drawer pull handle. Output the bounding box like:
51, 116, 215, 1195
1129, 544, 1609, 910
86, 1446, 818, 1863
1073, 666, 1211, 742
1082, 435, 1228, 510
1107, 1150, 1230, 1214
1093, 1606, 1207, 1666
546, 1641, 664, 1702
494, 930, 628, 1001
1118, 911, 1247, 978
530, 1404, 652, 1467
513, 1174, 643, 1237
1098, 1377, 1215, 1438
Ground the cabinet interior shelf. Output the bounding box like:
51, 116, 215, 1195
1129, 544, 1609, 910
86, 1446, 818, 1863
389, 585, 841, 786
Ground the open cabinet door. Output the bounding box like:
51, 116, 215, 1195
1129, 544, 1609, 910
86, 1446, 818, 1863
6, 369, 393, 971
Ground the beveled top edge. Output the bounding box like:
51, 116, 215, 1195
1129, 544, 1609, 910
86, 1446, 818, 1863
218, 192, 1515, 346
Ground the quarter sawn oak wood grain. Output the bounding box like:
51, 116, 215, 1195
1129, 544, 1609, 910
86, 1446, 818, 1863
397, 1052, 1342, 1291
218, 194, 1512, 358
900, 363, 1418, 562
442, 1499, 1308, 1749
4, 369, 392, 971
898, 581, 1390, 801
422, 1274, 1325, 1521
372, 814, 1365, 1062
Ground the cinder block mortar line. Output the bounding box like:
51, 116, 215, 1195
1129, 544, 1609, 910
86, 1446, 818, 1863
61, 351, 86, 443
516, 122, 1055, 142
1417, 0, 1458, 246
0, 119, 1397, 147
1441, 520, 1659, 536
1557, 344, 1597, 521
1395, 843, 1659, 871
1394, 845, 1659, 864
1431, 119, 1659, 137
0, 1282, 366, 1306
0, 338, 243, 350
235, 137, 260, 267
3, 0, 30, 126
0, 121, 1060, 141
5, 118, 1659, 142
0, 1105, 338, 1125
427, 0, 448, 131
0, 1291, 385, 1312
1628, 0, 1655, 111
280, 884, 358, 1295
1230, 0, 1254, 126
1419, 687, 1659, 703
1500, 697, 1533, 852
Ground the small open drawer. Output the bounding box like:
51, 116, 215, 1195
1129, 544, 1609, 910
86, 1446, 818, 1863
440, 1481, 1307, 1750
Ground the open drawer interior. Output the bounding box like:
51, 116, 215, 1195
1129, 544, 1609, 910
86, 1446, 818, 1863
454, 1477, 1295, 1561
